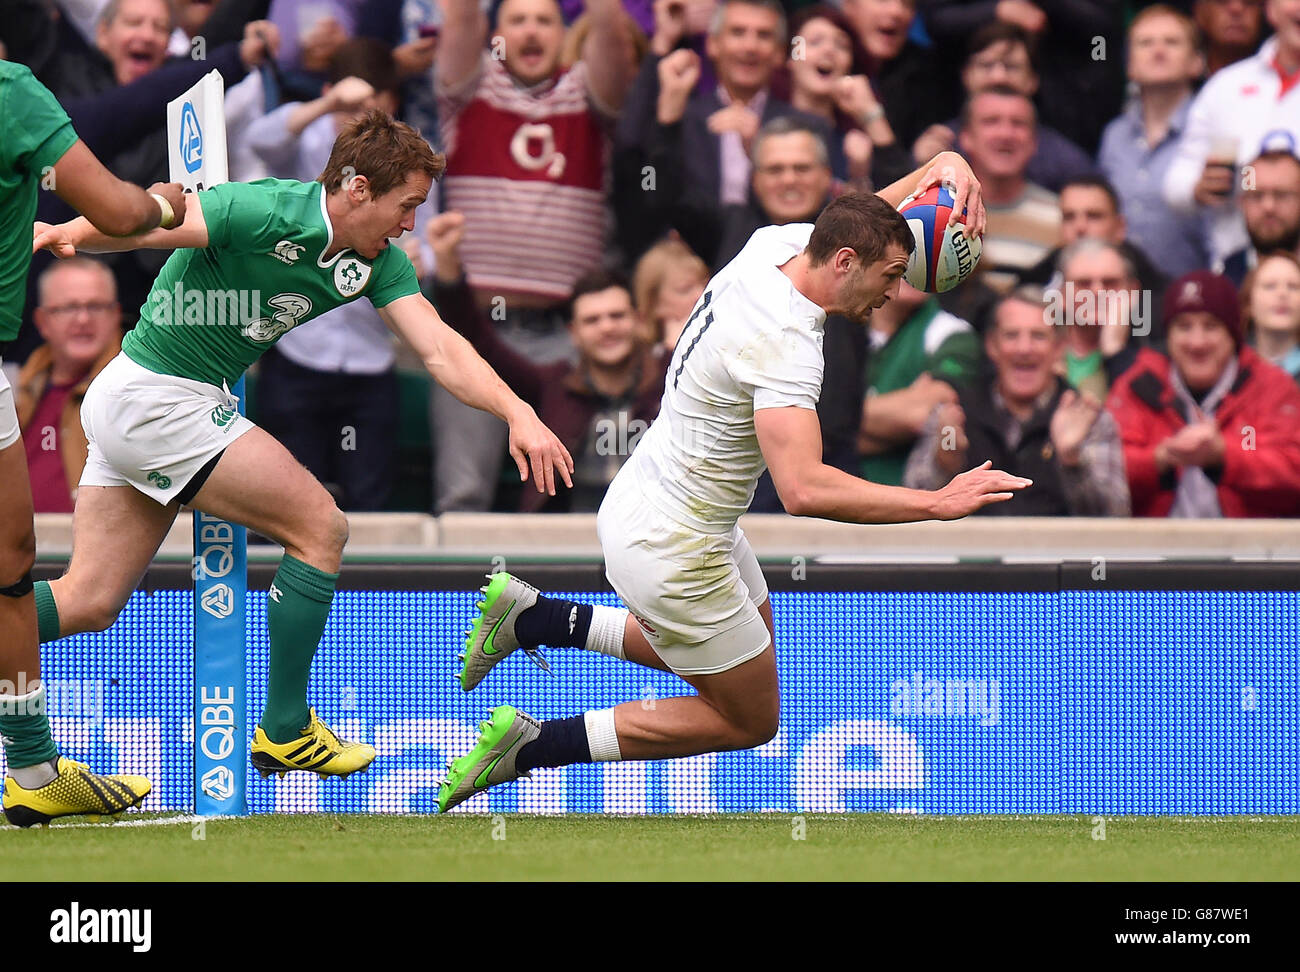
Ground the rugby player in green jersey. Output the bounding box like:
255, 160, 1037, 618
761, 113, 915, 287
2, 60, 188, 826
27, 110, 573, 817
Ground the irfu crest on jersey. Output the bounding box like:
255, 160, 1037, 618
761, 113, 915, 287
334, 257, 372, 297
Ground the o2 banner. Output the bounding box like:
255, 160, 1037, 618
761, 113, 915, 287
11, 588, 1298, 814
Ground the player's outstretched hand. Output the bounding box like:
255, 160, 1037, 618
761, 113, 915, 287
913, 150, 985, 239
932, 460, 1031, 520
507, 406, 575, 497
32, 221, 76, 258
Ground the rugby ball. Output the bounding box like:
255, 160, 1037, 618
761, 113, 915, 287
898, 184, 981, 293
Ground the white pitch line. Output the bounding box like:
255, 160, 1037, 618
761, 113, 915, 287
3, 813, 237, 832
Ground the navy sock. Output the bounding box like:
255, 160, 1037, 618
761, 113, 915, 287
515, 596, 592, 649
516, 714, 591, 774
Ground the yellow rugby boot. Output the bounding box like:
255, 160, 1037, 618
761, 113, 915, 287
3, 757, 151, 827
250, 708, 375, 780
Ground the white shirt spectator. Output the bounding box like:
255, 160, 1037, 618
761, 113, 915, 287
1163, 37, 1300, 266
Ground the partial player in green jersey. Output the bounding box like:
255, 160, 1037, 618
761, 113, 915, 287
30, 110, 574, 788
1, 60, 187, 826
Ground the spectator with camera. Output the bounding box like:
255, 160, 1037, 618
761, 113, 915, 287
1163, 0, 1300, 270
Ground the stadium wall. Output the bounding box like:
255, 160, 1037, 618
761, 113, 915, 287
21, 561, 1299, 815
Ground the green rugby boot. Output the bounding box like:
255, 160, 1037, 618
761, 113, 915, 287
436, 705, 540, 813
457, 572, 550, 692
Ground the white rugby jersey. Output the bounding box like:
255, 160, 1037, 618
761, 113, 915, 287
615, 223, 828, 533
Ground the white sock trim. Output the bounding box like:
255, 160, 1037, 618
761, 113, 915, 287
585, 606, 628, 660
0, 683, 45, 716
584, 708, 622, 762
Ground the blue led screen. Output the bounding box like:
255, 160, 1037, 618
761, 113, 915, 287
8, 588, 1297, 814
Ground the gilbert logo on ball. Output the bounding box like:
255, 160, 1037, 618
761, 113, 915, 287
898, 183, 982, 293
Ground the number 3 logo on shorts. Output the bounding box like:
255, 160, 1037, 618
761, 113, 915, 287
243, 293, 312, 343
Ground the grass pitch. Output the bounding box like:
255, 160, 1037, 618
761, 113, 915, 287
3, 813, 1298, 881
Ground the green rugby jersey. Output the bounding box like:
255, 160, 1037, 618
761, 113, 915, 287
0, 62, 78, 343
860, 299, 980, 487
123, 178, 419, 388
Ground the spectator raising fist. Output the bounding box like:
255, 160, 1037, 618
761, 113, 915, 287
651, 0, 690, 56
427, 211, 468, 282
657, 48, 701, 124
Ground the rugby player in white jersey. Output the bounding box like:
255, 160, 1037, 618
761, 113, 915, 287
437, 151, 1032, 812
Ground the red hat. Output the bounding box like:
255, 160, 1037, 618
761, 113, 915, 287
1162, 270, 1242, 349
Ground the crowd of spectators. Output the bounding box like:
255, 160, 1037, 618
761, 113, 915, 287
5, 0, 1300, 519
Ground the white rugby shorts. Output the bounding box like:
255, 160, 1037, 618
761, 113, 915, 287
597, 474, 771, 676
80, 352, 254, 505
0, 359, 19, 451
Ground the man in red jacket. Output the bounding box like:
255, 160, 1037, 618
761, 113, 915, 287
1107, 269, 1300, 517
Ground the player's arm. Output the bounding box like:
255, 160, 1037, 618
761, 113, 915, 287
48, 140, 181, 236
378, 293, 575, 495
755, 405, 1029, 522
875, 150, 985, 238
33, 193, 209, 257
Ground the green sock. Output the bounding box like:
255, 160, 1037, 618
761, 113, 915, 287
33, 581, 60, 644
0, 685, 58, 769
261, 555, 338, 744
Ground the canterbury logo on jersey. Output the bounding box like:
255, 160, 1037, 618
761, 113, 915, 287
271, 240, 305, 264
